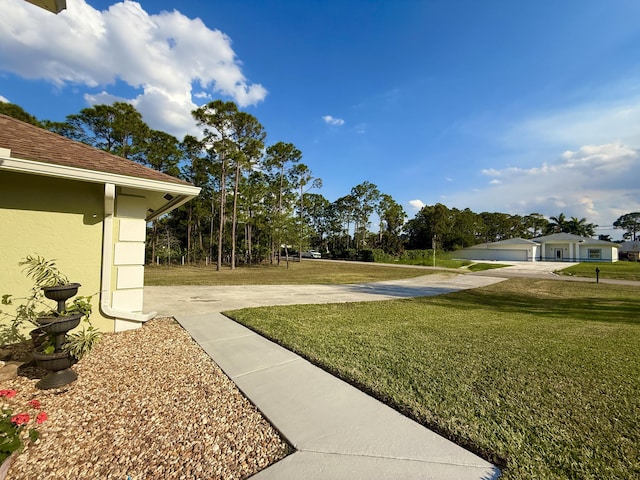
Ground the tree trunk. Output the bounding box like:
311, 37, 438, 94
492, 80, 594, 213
217, 157, 227, 271
187, 204, 192, 264
230, 162, 241, 270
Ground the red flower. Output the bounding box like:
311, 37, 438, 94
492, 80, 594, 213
11, 413, 30, 425
28, 399, 42, 409
36, 412, 48, 424
0, 389, 17, 398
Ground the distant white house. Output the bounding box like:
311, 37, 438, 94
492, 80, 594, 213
455, 238, 539, 262
456, 233, 619, 263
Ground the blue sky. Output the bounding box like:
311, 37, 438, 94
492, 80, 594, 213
2, 0, 640, 239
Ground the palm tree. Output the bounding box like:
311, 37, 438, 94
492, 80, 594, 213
568, 217, 596, 237
545, 213, 568, 234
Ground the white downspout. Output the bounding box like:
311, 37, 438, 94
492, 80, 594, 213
101, 183, 156, 324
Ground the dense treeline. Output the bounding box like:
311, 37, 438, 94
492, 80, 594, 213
3, 101, 631, 265
403, 207, 601, 251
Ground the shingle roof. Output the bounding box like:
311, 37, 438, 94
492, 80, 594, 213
0, 114, 191, 187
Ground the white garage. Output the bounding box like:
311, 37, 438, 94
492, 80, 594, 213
455, 238, 538, 262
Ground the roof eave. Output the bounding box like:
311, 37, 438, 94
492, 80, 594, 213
24, 0, 66, 14
0, 155, 200, 197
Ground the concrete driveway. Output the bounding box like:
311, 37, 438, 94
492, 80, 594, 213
143, 272, 506, 316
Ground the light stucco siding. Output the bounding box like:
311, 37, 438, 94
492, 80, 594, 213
0, 171, 112, 333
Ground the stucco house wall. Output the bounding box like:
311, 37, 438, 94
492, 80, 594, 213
0, 171, 108, 330
0, 114, 200, 333
456, 233, 618, 263
455, 238, 538, 262
537, 233, 618, 262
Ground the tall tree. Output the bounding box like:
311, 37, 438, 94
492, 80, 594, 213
303, 193, 331, 252
523, 213, 548, 238
179, 135, 211, 263
613, 212, 640, 240
143, 129, 181, 176
0, 102, 40, 126
264, 142, 302, 263
192, 100, 239, 270
54, 102, 149, 160
333, 194, 358, 250
291, 163, 321, 260
567, 216, 596, 237
376, 194, 406, 254
228, 111, 265, 269
546, 213, 568, 234
350, 181, 380, 250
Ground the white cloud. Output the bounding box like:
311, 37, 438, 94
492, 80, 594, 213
446, 143, 640, 238
0, 0, 267, 137
0, 95, 8, 103
409, 199, 425, 210
500, 87, 640, 153
323, 115, 345, 126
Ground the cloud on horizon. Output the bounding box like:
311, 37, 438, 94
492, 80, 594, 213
442, 142, 640, 237
493, 78, 640, 159
0, 0, 266, 137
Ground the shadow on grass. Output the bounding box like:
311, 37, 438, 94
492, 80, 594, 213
343, 283, 458, 298
424, 289, 640, 325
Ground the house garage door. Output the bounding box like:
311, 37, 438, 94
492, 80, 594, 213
488, 249, 528, 261
458, 248, 529, 262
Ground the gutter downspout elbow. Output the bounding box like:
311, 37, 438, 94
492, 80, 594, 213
100, 183, 156, 326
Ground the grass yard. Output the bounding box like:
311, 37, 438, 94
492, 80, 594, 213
144, 261, 440, 286
227, 278, 640, 480
466, 262, 510, 272
558, 260, 640, 281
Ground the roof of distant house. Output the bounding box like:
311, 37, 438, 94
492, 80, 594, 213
533, 233, 617, 246
619, 240, 640, 252
0, 113, 191, 187
469, 237, 538, 249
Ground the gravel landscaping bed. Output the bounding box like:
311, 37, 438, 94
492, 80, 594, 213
4, 317, 291, 479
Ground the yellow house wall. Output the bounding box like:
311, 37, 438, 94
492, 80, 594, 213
0, 171, 114, 334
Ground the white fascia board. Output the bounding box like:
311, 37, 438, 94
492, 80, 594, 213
146, 195, 193, 222
0, 156, 200, 197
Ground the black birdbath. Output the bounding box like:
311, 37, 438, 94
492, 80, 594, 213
32, 283, 82, 389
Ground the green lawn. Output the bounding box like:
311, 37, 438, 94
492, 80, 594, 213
227, 279, 640, 480
558, 260, 640, 281
144, 261, 444, 286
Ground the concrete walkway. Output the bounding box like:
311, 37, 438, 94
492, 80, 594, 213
145, 273, 504, 479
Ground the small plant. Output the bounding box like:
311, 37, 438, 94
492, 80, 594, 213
18, 254, 69, 287
0, 389, 48, 464
64, 325, 103, 361
1, 255, 72, 345
1, 255, 101, 361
